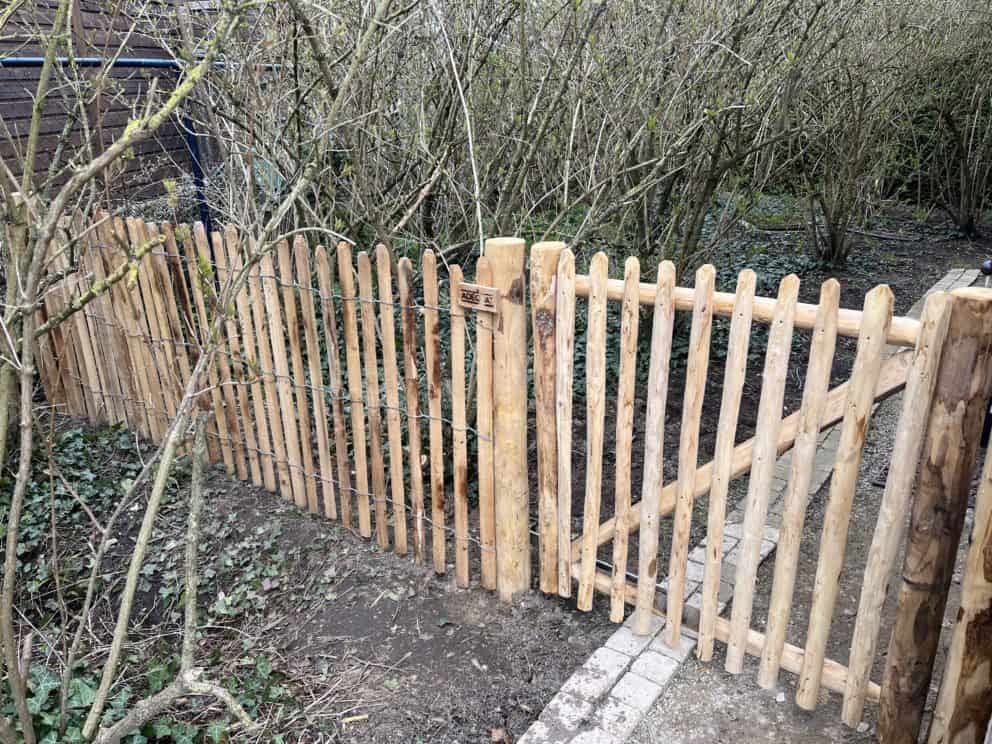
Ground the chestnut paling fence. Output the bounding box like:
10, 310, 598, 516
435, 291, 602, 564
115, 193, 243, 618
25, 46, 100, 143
39, 220, 992, 743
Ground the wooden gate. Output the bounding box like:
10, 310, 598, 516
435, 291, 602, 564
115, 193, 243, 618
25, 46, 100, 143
529, 245, 992, 737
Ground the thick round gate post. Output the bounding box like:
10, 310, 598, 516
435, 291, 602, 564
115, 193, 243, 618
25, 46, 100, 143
486, 237, 530, 601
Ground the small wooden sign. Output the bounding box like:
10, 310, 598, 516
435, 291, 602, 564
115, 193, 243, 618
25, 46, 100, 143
458, 282, 499, 312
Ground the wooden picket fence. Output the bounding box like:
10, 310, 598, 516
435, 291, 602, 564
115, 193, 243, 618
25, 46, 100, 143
37, 222, 992, 739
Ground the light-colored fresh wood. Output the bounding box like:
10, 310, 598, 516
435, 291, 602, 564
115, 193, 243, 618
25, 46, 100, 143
358, 251, 390, 547
315, 246, 349, 522
757, 279, 840, 686
261, 249, 309, 508
840, 292, 950, 726
633, 261, 676, 634
555, 249, 577, 598
422, 250, 446, 572
376, 245, 405, 549
725, 273, 800, 673
216, 227, 261, 485
486, 237, 530, 601
227, 235, 277, 492
248, 257, 292, 499
78, 221, 122, 423
531, 241, 565, 595
927, 403, 992, 744
577, 251, 610, 612
696, 269, 755, 656
338, 242, 373, 537
451, 264, 470, 587
573, 275, 920, 348
50, 245, 96, 421
571, 346, 915, 562
879, 287, 992, 744
664, 264, 716, 645
398, 257, 426, 563
610, 257, 641, 623
189, 223, 233, 468
797, 284, 894, 709
280, 237, 319, 512
210, 228, 249, 477
158, 223, 196, 421
295, 240, 336, 517
476, 257, 497, 590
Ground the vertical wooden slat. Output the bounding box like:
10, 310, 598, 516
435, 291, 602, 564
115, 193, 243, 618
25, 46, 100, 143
358, 251, 390, 547
57, 245, 102, 423
664, 264, 716, 645
376, 244, 406, 552
476, 257, 497, 590
228, 239, 278, 492
338, 242, 372, 537
487, 237, 530, 600
76, 218, 120, 423
724, 273, 800, 673
399, 257, 426, 562
423, 249, 446, 573
797, 283, 894, 709
696, 269, 756, 656
451, 265, 470, 587
249, 258, 291, 498
216, 228, 261, 486
279, 237, 318, 512
609, 257, 641, 622
157, 224, 196, 415
296, 240, 336, 518
841, 292, 950, 725
531, 241, 565, 594
757, 279, 840, 685
633, 261, 676, 634
187, 224, 234, 469
577, 251, 609, 611
315, 247, 348, 522
879, 287, 992, 744
555, 249, 577, 598
261, 249, 309, 508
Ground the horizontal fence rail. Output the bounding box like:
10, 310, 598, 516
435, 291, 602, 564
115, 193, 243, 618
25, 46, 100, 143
35, 218, 992, 738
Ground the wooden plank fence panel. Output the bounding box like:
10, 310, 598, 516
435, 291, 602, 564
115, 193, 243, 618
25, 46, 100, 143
157, 223, 196, 423
423, 250, 446, 573
697, 268, 755, 657
577, 251, 609, 611
757, 279, 840, 686
725, 273, 800, 674
376, 244, 406, 554
610, 257, 640, 623
451, 265, 470, 587
555, 249, 577, 598
358, 251, 390, 547
797, 284, 894, 709
398, 257, 426, 563
633, 260, 676, 634
664, 264, 715, 645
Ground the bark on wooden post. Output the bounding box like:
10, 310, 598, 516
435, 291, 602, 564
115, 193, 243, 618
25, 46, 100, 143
880, 287, 992, 744
531, 241, 565, 595
487, 237, 530, 601
926, 391, 992, 743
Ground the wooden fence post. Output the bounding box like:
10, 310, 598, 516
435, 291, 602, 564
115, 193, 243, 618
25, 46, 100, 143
531, 241, 565, 595
927, 437, 992, 744
487, 237, 530, 601
880, 287, 992, 744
